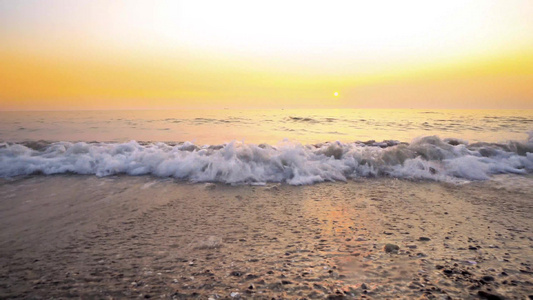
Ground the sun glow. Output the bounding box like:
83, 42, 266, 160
334, 92, 339, 97
147, 1, 532, 62
0, 0, 532, 110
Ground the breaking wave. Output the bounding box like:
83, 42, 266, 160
1, 135, 532, 185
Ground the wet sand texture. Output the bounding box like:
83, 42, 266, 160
0, 176, 532, 299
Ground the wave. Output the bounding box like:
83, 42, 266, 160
1, 135, 532, 185
287, 116, 320, 123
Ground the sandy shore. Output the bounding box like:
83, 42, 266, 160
0, 176, 532, 299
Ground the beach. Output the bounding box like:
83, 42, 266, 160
2, 0, 532, 297
1, 175, 531, 299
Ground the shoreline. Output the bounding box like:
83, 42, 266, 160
1, 176, 532, 299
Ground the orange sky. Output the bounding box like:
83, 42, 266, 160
1, 0, 532, 110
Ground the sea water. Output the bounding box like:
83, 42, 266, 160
0, 109, 532, 184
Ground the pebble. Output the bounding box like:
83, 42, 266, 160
443, 269, 454, 275
384, 244, 400, 253
419, 237, 431, 241
314, 283, 328, 293
245, 274, 259, 280
477, 290, 503, 300
327, 295, 346, 299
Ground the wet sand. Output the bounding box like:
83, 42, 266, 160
0, 176, 532, 299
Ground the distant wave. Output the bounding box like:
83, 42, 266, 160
1, 135, 532, 185
287, 116, 320, 123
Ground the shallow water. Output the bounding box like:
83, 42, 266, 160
1, 176, 531, 299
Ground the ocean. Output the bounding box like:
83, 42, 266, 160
0, 109, 532, 184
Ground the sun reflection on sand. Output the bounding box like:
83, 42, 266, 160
298, 182, 424, 288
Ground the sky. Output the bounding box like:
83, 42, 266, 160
0, 0, 532, 110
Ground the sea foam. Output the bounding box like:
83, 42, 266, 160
0, 135, 532, 184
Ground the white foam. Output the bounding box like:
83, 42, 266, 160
0, 136, 532, 185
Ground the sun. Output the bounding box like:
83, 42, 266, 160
333, 92, 339, 97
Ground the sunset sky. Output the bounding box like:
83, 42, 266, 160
1, 0, 532, 110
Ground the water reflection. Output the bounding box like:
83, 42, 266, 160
1, 109, 532, 144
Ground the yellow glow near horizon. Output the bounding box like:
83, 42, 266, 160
0, 0, 532, 110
